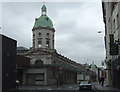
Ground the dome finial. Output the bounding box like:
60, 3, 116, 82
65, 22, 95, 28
41, 3, 47, 15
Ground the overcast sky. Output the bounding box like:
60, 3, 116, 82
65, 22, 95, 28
1, 1, 105, 66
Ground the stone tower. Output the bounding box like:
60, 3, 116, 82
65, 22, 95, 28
32, 4, 55, 49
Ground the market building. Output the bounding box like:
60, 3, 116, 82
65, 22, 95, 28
17, 4, 96, 86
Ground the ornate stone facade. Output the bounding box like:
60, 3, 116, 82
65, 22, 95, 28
17, 4, 96, 85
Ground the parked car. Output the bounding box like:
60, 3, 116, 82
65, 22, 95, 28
79, 81, 91, 90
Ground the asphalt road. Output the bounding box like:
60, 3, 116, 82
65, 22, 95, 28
16, 90, 93, 92
19, 84, 92, 90
17, 84, 94, 92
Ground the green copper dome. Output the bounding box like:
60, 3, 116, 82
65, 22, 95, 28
34, 15, 53, 28
33, 4, 53, 29
89, 64, 97, 68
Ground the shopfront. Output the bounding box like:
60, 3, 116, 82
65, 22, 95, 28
25, 68, 47, 85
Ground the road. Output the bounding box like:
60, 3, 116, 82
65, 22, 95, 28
17, 84, 94, 92
14, 81, 119, 92
16, 90, 93, 92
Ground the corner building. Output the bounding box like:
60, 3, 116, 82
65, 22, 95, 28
19, 5, 95, 85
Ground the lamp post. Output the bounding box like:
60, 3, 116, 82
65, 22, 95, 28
98, 31, 103, 33
98, 30, 105, 34
97, 31, 106, 66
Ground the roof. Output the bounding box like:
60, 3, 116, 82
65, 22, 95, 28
33, 4, 53, 29
34, 15, 53, 28
17, 46, 28, 51
89, 64, 97, 68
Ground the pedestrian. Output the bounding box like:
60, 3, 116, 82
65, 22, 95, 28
57, 80, 59, 87
98, 77, 101, 84
16, 80, 20, 89
101, 76, 105, 86
59, 80, 62, 86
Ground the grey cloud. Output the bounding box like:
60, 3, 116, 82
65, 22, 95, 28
2, 2, 105, 66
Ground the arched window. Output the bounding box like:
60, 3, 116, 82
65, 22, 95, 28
46, 40, 49, 47
38, 40, 42, 48
35, 60, 43, 65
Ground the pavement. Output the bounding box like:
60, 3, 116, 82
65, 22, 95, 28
92, 81, 120, 92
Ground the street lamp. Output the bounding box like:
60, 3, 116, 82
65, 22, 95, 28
98, 31, 102, 33
97, 30, 105, 64
97, 29, 104, 34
